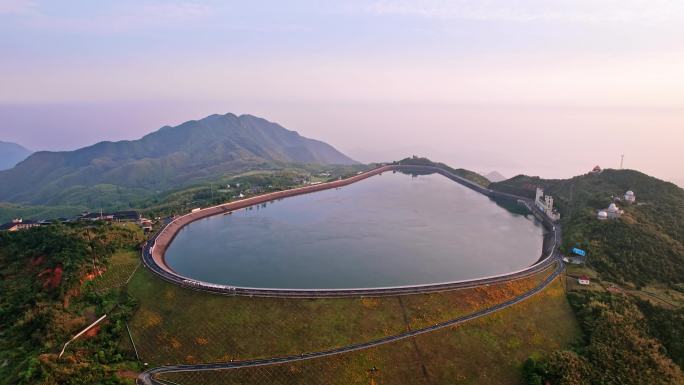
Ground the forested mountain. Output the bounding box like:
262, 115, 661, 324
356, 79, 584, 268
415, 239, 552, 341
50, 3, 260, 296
498, 169, 684, 384
0, 113, 356, 205
0, 141, 32, 171
491, 169, 684, 286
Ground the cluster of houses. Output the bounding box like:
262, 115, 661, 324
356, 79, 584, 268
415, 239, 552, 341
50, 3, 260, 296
0, 218, 41, 232
78, 210, 154, 231
0, 210, 154, 232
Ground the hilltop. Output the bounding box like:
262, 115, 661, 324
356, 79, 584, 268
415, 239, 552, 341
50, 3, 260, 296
0, 113, 356, 206
496, 169, 684, 384
395, 156, 491, 187
0, 141, 32, 171
491, 169, 684, 287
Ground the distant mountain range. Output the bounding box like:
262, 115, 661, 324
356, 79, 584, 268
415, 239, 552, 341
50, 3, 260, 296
0, 141, 32, 171
0, 113, 356, 205
484, 171, 507, 182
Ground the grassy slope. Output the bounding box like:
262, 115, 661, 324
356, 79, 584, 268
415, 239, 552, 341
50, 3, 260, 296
155, 279, 576, 385
90, 250, 140, 294
0, 203, 86, 224
125, 265, 579, 384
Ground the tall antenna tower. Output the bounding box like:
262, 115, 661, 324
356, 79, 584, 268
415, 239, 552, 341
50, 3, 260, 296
620, 154, 624, 169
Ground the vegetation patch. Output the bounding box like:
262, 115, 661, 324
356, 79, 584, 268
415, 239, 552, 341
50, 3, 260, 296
125, 265, 559, 367
156, 279, 577, 385
0, 224, 143, 385
89, 250, 140, 295
529, 291, 684, 385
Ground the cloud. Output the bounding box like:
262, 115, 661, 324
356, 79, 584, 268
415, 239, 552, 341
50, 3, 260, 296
135, 2, 212, 23
365, 0, 684, 24
0, 0, 36, 15
21, 1, 213, 32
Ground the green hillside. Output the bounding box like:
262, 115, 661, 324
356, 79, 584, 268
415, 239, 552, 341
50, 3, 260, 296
0, 113, 357, 206
491, 169, 684, 287
0, 223, 144, 384
0, 203, 86, 224
491, 168, 684, 384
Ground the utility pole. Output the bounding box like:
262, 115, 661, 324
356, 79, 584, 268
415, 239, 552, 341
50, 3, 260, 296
620, 154, 624, 169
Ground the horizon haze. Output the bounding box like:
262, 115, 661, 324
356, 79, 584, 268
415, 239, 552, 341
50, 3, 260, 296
1, 1, 683, 184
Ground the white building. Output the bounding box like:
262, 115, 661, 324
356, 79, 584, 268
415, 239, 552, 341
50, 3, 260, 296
0, 218, 39, 232
578, 276, 591, 285
535, 188, 561, 221
598, 203, 623, 220
624, 190, 636, 203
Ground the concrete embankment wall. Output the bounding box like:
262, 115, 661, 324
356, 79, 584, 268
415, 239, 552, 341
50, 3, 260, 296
151, 164, 557, 276
142, 163, 561, 297
151, 165, 396, 273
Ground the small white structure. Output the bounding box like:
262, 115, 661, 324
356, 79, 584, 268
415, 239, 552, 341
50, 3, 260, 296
607, 203, 623, 218
624, 190, 636, 203
598, 203, 623, 220
191, 208, 201, 213
535, 188, 561, 221
139, 218, 153, 232
578, 275, 591, 285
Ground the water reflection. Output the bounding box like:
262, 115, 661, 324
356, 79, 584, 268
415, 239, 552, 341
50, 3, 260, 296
165, 172, 543, 289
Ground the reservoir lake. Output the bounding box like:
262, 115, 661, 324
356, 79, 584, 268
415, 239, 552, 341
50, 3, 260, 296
165, 171, 544, 289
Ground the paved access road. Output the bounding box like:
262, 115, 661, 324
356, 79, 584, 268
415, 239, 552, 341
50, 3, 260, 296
136, 163, 565, 384
136, 258, 564, 385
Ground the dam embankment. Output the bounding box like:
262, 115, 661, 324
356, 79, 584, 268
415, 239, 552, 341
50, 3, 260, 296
143, 164, 560, 297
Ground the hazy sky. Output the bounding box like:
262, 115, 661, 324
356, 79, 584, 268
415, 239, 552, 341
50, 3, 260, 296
1, 1, 683, 184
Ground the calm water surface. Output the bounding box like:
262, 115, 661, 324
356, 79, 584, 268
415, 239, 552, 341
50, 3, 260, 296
165, 171, 544, 289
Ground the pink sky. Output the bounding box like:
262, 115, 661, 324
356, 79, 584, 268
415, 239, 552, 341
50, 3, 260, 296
0, 1, 682, 185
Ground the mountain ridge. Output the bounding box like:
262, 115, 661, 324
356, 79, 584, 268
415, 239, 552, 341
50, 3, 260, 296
0, 113, 356, 205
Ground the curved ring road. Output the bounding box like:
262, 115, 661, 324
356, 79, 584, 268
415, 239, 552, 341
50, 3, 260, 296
141, 164, 561, 298
136, 164, 565, 384
137, 258, 564, 385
